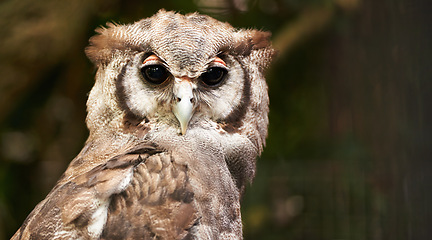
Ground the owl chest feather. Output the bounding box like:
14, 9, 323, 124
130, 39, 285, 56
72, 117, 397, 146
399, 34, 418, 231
12, 140, 242, 240
98, 135, 244, 239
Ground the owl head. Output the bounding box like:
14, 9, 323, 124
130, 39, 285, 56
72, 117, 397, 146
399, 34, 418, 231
84, 10, 275, 189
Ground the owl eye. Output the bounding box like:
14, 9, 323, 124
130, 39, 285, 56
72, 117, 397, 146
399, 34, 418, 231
200, 67, 227, 87
141, 65, 169, 85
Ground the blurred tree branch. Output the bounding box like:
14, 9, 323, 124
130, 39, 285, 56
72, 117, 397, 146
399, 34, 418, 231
273, 6, 334, 58
274, 0, 360, 58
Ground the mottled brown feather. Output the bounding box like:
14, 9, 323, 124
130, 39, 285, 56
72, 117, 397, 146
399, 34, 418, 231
12, 9, 275, 240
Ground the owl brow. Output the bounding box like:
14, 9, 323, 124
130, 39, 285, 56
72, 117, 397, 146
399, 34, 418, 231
212, 57, 227, 67
205, 52, 228, 67
142, 54, 160, 64
140, 52, 172, 72
151, 52, 170, 67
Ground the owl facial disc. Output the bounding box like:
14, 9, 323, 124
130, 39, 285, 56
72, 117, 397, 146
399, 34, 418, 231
172, 78, 195, 135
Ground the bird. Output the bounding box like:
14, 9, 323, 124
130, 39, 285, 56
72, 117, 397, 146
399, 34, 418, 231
11, 10, 275, 240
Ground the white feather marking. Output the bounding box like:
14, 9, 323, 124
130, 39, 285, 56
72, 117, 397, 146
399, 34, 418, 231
53, 230, 81, 240
87, 168, 134, 238
114, 168, 134, 194
87, 200, 109, 238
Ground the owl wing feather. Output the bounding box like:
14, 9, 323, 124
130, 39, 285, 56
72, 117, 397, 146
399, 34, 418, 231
12, 143, 199, 240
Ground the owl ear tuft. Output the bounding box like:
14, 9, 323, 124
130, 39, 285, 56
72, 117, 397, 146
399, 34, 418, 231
250, 30, 272, 50
85, 25, 117, 66
232, 30, 276, 71
85, 23, 138, 66
233, 30, 273, 56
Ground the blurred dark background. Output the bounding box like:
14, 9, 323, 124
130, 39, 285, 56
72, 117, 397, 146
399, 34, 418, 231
1, 0, 431, 239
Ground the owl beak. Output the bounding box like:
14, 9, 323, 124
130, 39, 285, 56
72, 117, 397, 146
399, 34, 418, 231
173, 80, 194, 135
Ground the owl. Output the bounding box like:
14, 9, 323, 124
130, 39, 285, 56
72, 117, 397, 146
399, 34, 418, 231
12, 10, 274, 239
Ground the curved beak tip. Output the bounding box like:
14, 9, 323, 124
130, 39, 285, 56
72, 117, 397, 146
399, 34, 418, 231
180, 123, 188, 135
173, 79, 195, 135
173, 103, 192, 135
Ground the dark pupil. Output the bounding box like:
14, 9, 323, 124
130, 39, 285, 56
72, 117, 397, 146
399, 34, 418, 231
141, 65, 168, 84
201, 67, 226, 86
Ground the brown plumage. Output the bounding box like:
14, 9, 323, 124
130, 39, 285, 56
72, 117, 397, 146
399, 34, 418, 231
12, 10, 274, 239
